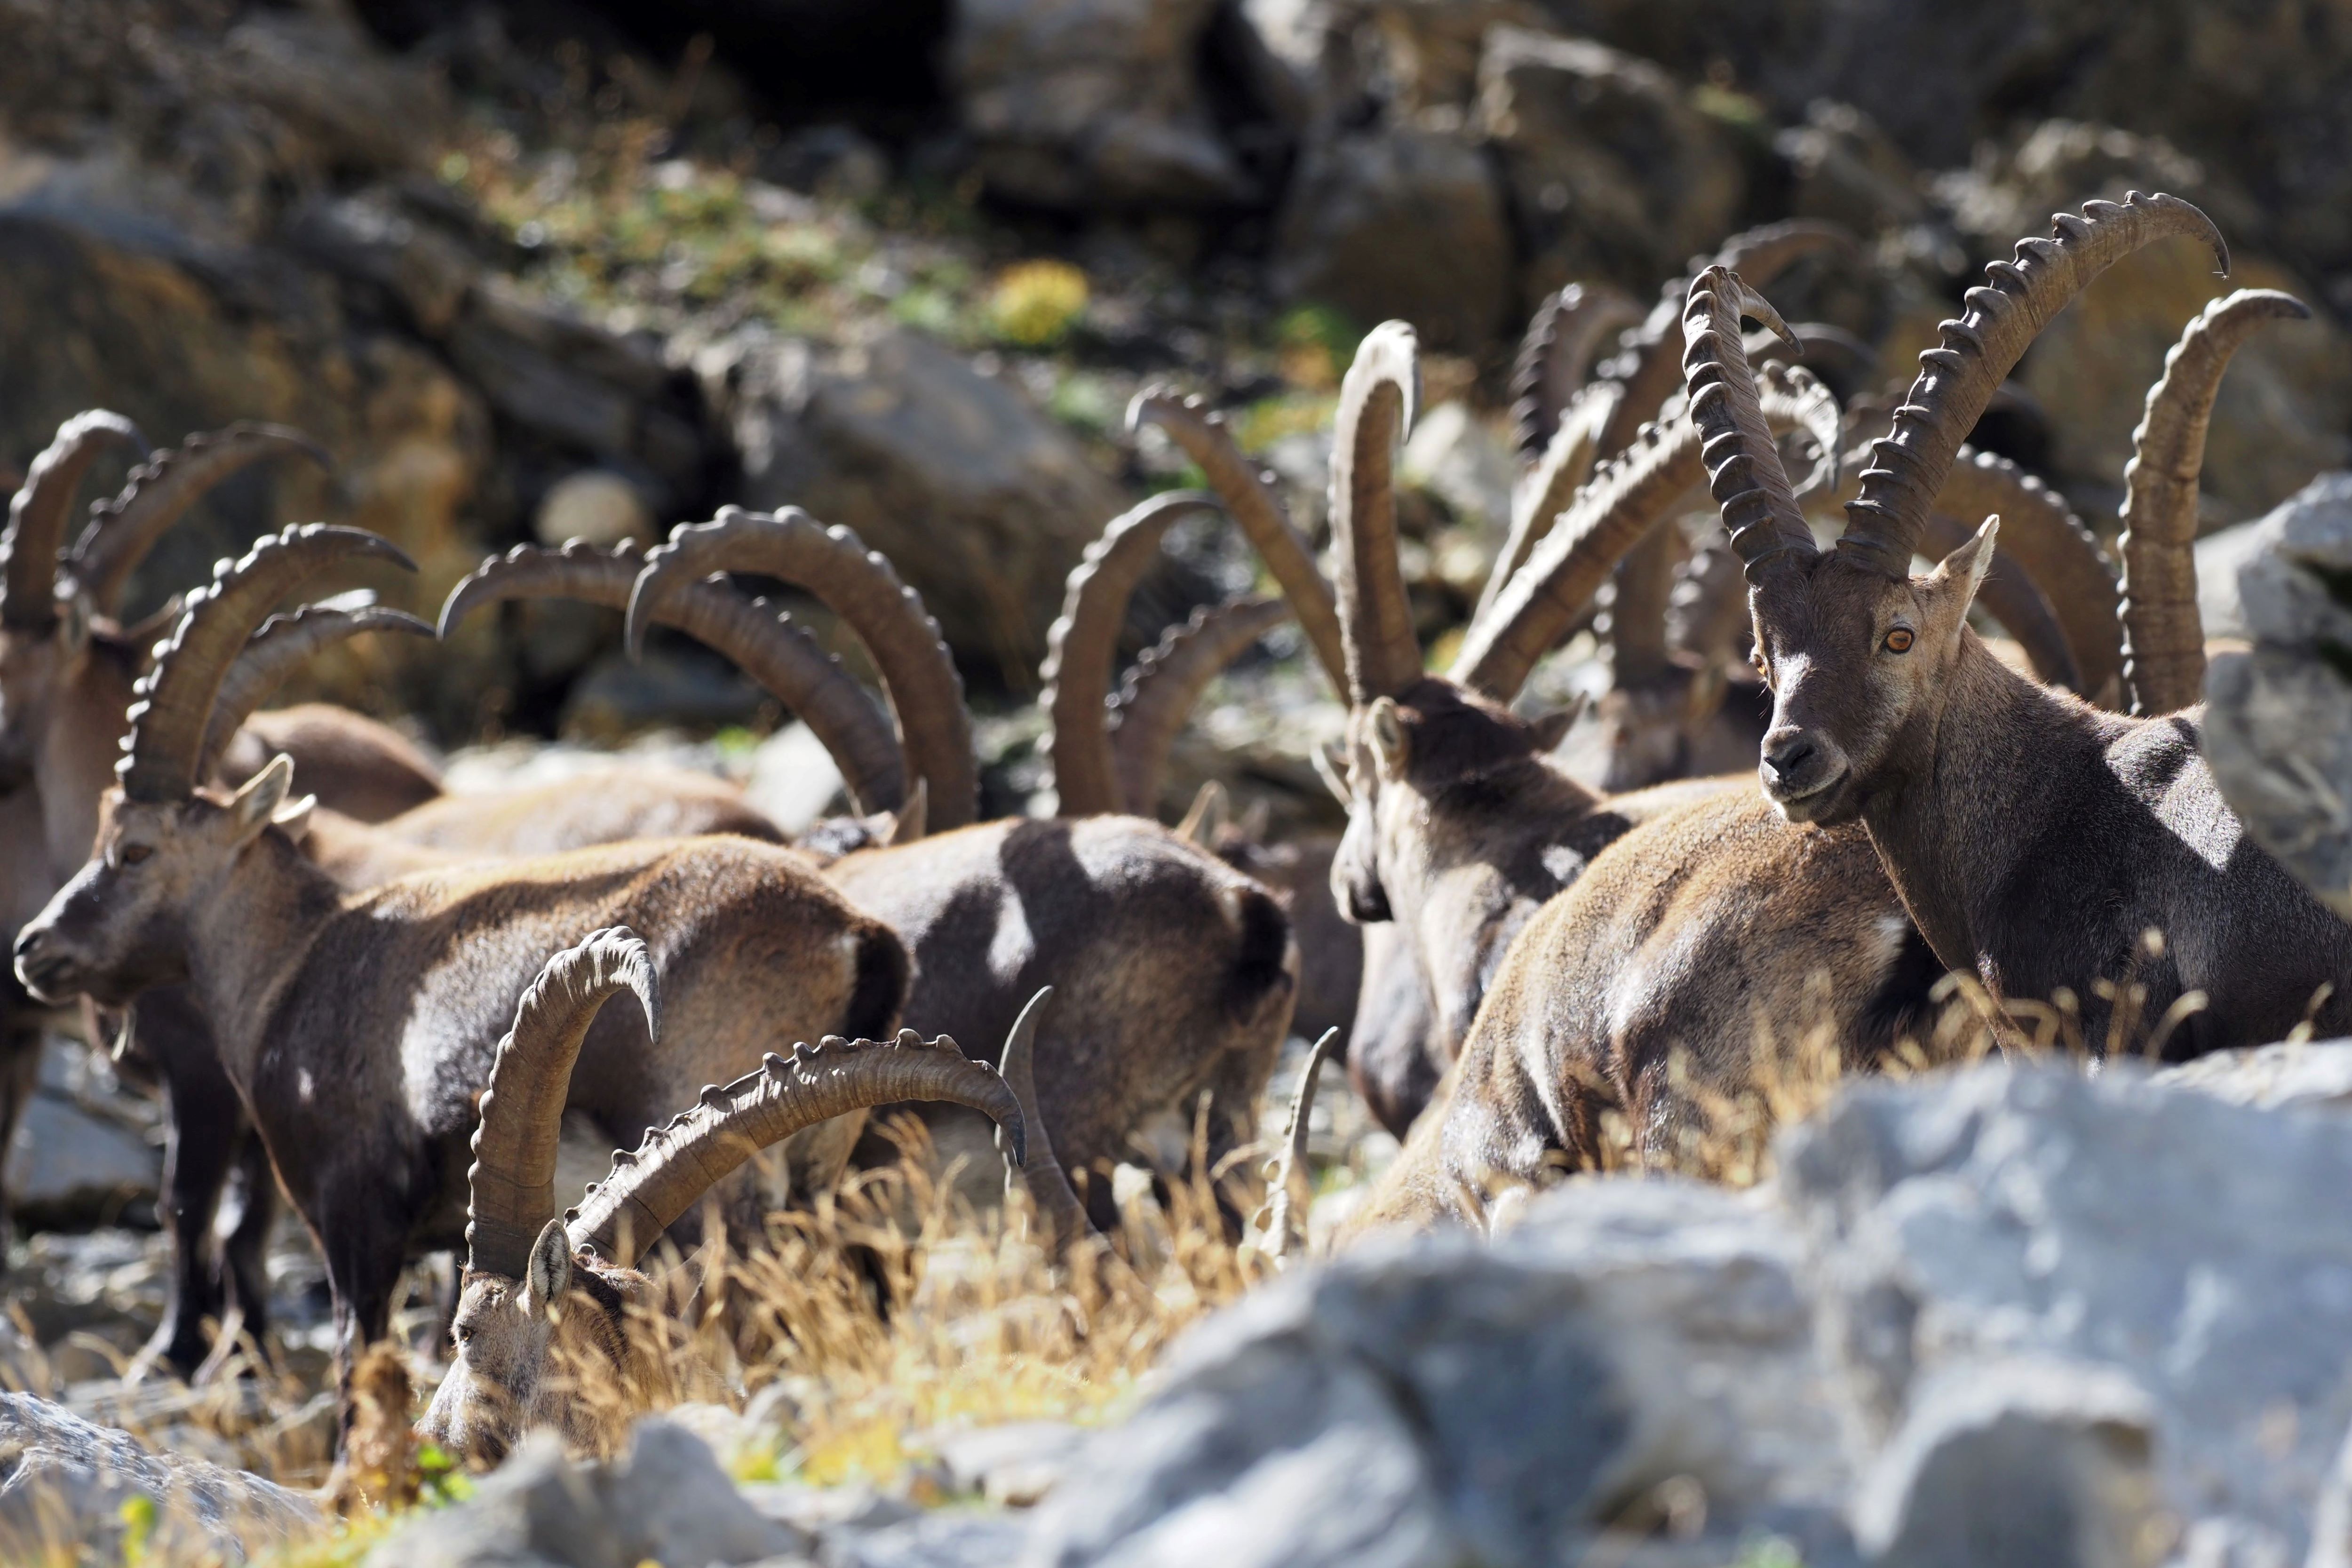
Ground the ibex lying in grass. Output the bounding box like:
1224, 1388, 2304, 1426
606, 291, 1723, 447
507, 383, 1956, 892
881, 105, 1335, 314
1709, 194, 2352, 1050
1336, 209, 2325, 1237
11, 526, 908, 1420
416, 929, 1025, 1465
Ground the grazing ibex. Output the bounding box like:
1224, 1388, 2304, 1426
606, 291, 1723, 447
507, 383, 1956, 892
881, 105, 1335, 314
416, 929, 1024, 1465
11, 525, 908, 1418
1699, 194, 2352, 1052
439, 512, 1295, 1232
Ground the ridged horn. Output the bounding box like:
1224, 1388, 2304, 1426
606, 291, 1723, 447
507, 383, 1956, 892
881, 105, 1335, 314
1038, 491, 1223, 816
69, 425, 331, 617
1108, 596, 1290, 817
1933, 448, 2118, 698
440, 540, 905, 815
198, 599, 434, 779
566, 1028, 1024, 1268
1510, 282, 1642, 462
1256, 1026, 1338, 1267
117, 525, 415, 803
994, 987, 1092, 1260
1478, 382, 1622, 631
1839, 192, 2226, 577
1126, 390, 1349, 693
628, 508, 976, 829
466, 930, 660, 1280
1684, 268, 1816, 583
2119, 288, 2309, 715
1454, 363, 1836, 698
0, 412, 147, 629
1330, 322, 1422, 702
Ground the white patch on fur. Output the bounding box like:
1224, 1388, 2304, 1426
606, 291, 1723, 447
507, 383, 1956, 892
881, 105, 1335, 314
1540, 844, 1584, 886
988, 897, 1033, 987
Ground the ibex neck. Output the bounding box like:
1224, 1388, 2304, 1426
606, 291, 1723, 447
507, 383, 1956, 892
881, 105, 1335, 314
1861, 634, 2102, 985
183, 829, 344, 1087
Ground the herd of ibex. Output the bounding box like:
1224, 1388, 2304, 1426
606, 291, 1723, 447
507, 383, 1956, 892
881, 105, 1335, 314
4, 189, 2346, 1468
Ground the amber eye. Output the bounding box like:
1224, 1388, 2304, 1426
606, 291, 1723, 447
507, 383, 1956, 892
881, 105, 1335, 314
454, 1324, 474, 1346
119, 844, 152, 866
1883, 628, 1915, 654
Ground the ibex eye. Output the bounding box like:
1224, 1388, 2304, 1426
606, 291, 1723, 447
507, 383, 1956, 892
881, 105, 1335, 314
1883, 628, 1915, 654
119, 844, 151, 866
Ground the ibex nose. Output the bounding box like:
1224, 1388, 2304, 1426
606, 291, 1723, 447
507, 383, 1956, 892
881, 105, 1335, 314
10, 927, 36, 965
1761, 732, 1816, 790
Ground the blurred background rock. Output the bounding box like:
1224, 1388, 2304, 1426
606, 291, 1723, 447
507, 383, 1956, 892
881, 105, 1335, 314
1, 0, 2347, 797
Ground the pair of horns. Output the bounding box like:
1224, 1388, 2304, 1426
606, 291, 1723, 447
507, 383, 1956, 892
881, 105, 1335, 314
0, 419, 326, 635
439, 538, 908, 817
463, 929, 1028, 1277
1705, 193, 2231, 584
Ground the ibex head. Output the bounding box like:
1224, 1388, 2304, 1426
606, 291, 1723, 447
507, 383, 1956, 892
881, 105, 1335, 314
12, 524, 412, 1006
418, 932, 1029, 1465
1685, 194, 2230, 823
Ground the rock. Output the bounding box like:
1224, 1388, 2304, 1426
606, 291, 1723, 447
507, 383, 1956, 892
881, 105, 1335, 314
1850, 1358, 2162, 1568
559, 649, 767, 742
947, 0, 1252, 210
1029, 1178, 1851, 1568
535, 470, 655, 549
1775, 101, 1925, 235
1780, 1061, 2352, 1563
1947, 122, 2351, 521
1270, 127, 1512, 354
2204, 473, 2352, 912
3, 1036, 160, 1232
743, 721, 851, 834
371, 1419, 810, 1568
2154, 1040, 2352, 1113
0, 1392, 320, 1563
1474, 26, 1746, 299
825, 1508, 1033, 1567
923, 1420, 1087, 1506
700, 326, 1128, 685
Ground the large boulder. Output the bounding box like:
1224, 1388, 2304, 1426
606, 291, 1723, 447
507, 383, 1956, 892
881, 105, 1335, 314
0, 1393, 320, 1563
697, 324, 1129, 685
2204, 472, 2352, 912
1270, 127, 1513, 354
947, 0, 1253, 210
1028, 1179, 1855, 1568
1473, 26, 1747, 301
1782, 1063, 2352, 1564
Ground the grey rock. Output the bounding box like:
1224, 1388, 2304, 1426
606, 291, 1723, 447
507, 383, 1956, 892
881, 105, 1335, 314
832, 1509, 1033, 1568
0, 1392, 320, 1563
372, 1419, 809, 1568
1850, 1357, 2162, 1568
1780, 1062, 2352, 1562
2153, 1040, 2352, 1112
1029, 1178, 1846, 1568
1270, 127, 1512, 353
3, 1037, 160, 1231
926, 1421, 1086, 1506
1474, 26, 1746, 297
948, 0, 1249, 210
704, 326, 1128, 685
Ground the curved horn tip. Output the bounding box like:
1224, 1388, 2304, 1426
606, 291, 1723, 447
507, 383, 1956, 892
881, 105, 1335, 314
1349, 321, 1423, 431
2128, 190, 2228, 276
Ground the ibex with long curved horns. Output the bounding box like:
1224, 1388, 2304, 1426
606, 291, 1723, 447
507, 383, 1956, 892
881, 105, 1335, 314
11, 525, 909, 1421
1707, 194, 2352, 1052
437, 512, 1295, 1232
416, 929, 1024, 1465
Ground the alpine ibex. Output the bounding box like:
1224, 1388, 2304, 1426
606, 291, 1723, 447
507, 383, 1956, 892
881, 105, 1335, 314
11, 525, 909, 1418
415, 929, 1024, 1465
443, 512, 1295, 1232
1703, 194, 2351, 1051
0, 419, 445, 1359
1335, 207, 2325, 1239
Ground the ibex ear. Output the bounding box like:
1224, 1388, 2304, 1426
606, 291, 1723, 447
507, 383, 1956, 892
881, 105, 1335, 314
228, 755, 296, 846
1930, 516, 2000, 613
1525, 692, 1588, 754
524, 1218, 571, 1318
271, 794, 317, 842
1367, 698, 1408, 779
883, 778, 927, 847
1176, 779, 1228, 845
